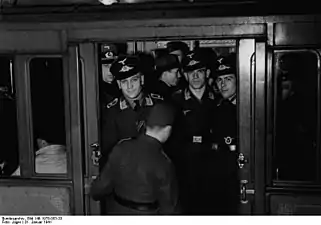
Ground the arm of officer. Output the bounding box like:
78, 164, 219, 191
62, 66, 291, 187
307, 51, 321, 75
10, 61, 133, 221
90, 146, 118, 201
156, 164, 179, 215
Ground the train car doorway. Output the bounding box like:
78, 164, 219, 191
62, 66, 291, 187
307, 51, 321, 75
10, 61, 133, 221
80, 37, 266, 215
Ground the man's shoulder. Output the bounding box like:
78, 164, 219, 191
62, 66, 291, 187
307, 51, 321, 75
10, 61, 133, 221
109, 138, 133, 159
117, 137, 133, 146
102, 98, 122, 117
171, 89, 184, 102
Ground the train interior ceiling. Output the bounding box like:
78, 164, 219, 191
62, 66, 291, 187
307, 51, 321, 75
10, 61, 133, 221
1, 0, 321, 215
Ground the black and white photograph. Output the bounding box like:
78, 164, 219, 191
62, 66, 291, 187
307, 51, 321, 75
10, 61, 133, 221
0, 0, 320, 222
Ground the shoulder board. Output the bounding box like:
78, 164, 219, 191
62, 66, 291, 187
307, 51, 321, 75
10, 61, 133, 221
106, 98, 118, 109
117, 137, 132, 145
150, 93, 164, 100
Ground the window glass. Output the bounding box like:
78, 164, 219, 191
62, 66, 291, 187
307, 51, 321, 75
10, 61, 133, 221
29, 57, 67, 174
273, 51, 318, 181
0, 57, 19, 177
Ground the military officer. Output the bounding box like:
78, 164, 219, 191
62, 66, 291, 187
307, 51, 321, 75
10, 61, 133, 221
171, 49, 217, 215
166, 41, 189, 64
213, 54, 237, 148
90, 103, 179, 215
154, 53, 182, 101
100, 55, 164, 168
100, 43, 121, 106
212, 54, 239, 214
166, 41, 190, 90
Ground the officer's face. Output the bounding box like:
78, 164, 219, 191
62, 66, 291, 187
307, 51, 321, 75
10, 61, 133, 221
185, 67, 209, 90
102, 64, 114, 84
216, 74, 236, 99
164, 68, 180, 86
118, 74, 143, 99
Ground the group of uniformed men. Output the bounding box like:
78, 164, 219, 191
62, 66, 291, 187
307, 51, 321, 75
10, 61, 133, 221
90, 41, 238, 215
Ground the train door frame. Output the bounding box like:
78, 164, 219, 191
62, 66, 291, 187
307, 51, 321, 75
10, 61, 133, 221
0, 30, 85, 215
77, 17, 267, 215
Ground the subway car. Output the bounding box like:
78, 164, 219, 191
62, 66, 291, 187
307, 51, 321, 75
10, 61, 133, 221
0, 0, 321, 215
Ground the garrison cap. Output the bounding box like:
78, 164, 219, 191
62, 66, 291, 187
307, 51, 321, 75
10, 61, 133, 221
183, 49, 209, 72
155, 54, 180, 74
146, 103, 176, 127
101, 43, 118, 65
166, 41, 189, 55
110, 55, 141, 80
215, 54, 236, 77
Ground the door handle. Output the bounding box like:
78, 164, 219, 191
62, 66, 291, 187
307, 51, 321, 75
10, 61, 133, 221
237, 153, 248, 169
84, 175, 97, 195
240, 180, 255, 204
90, 142, 101, 166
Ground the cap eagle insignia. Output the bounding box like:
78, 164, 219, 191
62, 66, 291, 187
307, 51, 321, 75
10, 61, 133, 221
118, 58, 134, 72
119, 58, 127, 65
187, 53, 194, 59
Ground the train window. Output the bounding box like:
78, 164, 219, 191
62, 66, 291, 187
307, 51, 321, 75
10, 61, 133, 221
273, 51, 319, 182
0, 57, 19, 177
29, 57, 67, 175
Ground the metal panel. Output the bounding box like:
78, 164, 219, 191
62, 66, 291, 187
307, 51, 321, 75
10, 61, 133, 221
14, 55, 34, 178
0, 186, 71, 215
68, 46, 85, 215
0, 30, 66, 53
238, 39, 255, 214
79, 43, 100, 215
274, 22, 321, 46
254, 42, 266, 214
268, 194, 321, 215
69, 24, 265, 41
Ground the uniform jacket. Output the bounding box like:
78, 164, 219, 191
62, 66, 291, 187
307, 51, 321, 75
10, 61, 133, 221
213, 97, 237, 149
100, 81, 121, 106
90, 134, 179, 215
171, 87, 217, 154
100, 92, 163, 167
212, 97, 238, 178
154, 80, 179, 102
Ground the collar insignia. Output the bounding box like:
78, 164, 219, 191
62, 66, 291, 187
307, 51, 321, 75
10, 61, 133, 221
150, 93, 163, 101
120, 98, 129, 110
106, 98, 118, 109
145, 95, 153, 106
